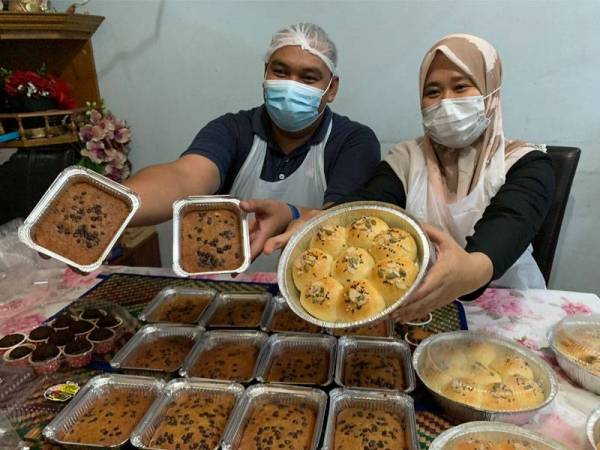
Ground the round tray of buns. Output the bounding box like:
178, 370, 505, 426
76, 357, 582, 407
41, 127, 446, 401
430, 421, 569, 450
277, 201, 431, 329
548, 314, 600, 395
587, 406, 600, 450
412, 331, 557, 424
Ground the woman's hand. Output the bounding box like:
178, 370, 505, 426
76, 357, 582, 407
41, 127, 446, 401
391, 224, 493, 322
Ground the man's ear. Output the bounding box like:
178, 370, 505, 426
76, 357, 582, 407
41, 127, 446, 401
325, 76, 339, 103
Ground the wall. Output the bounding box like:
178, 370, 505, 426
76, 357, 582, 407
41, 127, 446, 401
51, 0, 600, 293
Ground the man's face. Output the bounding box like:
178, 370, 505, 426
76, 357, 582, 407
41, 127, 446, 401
265, 45, 339, 111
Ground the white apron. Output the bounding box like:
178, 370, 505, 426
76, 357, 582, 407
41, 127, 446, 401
386, 139, 546, 290
229, 120, 333, 272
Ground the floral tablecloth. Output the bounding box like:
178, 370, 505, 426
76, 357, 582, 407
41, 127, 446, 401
1, 265, 598, 449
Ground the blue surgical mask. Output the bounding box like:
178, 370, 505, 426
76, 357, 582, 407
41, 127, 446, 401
263, 79, 331, 132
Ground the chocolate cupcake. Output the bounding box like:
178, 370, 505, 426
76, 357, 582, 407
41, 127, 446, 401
0, 333, 26, 353
64, 340, 93, 368
49, 330, 75, 348
4, 344, 35, 367
30, 343, 61, 375
88, 327, 116, 354
96, 314, 122, 329
28, 325, 55, 343
69, 320, 95, 339
52, 314, 75, 330
80, 308, 106, 321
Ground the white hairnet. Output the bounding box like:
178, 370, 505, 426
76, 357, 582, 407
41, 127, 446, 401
264, 23, 338, 76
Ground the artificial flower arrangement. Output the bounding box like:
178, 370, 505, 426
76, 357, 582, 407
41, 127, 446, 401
0, 65, 77, 111
77, 100, 131, 182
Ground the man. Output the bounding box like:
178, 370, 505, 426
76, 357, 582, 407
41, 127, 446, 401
124, 23, 380, 270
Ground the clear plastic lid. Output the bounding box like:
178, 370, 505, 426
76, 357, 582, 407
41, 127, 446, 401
551, 314, 600, 376
416, 332, 553, 413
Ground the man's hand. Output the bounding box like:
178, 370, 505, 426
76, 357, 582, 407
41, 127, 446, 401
391, 224, 493, 322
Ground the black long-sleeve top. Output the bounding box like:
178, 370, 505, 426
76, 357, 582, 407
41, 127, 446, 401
335, 151, 555, 298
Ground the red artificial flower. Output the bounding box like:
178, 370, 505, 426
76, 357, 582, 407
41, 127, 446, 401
3, 69, 77, 109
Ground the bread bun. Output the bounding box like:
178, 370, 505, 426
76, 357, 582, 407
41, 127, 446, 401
300, 277, 344, 322
490, 354, 534, 380
369, 228, 418, 261
369, 256, 418, 305
503, 374, 545, 409
347, 216, 389, 249
441, 377, 482, 408
292, 249, 333, 291
480, 382, 518, 411
333, 247, 375, 287
464, 341, 497, 366
309, 224, 348, 257
465, 361, 502, 386
338, 280, 386, 322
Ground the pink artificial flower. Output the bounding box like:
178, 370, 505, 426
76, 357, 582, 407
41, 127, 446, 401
104, 162, 130, 182
79, 124, 94, 142
90, 124, 106, 141
561, 301, 592, 316
114, 126, 130, 144
82, 140, 106, 163
104, 147, 127, 166
89, 109, 102, 124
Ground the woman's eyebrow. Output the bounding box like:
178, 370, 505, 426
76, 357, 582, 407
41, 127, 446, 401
451, 75, 472, 83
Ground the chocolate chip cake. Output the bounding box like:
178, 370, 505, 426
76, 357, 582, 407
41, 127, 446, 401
33, 181, 129, 265
60, 388, 155, 445
238, 402, 316, 450
149, 294, 212, 324
149, 391, 235, 450
125, 336, 194, 371
208, 301, 265, 328
188, 342, 260, 381
181, 209, 244, 272
271, 308, 322, 334
266, 347, 330, 385
343, 351, 405, 390
333, 408, 406, 450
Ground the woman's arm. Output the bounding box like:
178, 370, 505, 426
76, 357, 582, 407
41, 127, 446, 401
461, 150, 556, 298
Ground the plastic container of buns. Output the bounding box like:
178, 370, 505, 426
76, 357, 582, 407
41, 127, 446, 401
43, 373, 164, 448
278, 201, 432, 329
548, 314, 600, 394
221, 384, 327, 450
322, 388, 419, 450
429, 421, 570, 450
587, 406, 600, 450
130, 378, 244, 450
18, 166, 141, 272
172, 196, 251, 277
413, 331, 557, 424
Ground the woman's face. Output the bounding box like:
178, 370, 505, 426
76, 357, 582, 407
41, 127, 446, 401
422, 52, 482, 109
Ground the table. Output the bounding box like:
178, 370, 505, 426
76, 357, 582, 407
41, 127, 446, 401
1, 265, 598, 449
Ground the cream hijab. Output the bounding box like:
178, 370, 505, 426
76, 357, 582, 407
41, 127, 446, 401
412, 34, 535, 202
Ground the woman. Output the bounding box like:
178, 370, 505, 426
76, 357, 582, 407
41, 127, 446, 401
242, 34, 555, 322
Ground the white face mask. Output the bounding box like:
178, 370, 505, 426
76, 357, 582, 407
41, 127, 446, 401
422, 94, 492, 149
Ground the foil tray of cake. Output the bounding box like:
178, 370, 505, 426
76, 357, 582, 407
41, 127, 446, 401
255, 332, 337, 387
221, 384, 327, 450
199, 292, 272, 329
321, 387, 419, 450
110, 324, 201, 373
587, 405, 600, 450
138, 286, 217, 325
335, 335, 416, 393
179, 329, 268, 383
43, 374, 164, 449
130, 378, 244, 450
18, 165, 141, 272
261, 295, 324, 334
172, 196, 251, 276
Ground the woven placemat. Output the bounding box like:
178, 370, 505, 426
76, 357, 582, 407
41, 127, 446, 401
14, 274, 468, 449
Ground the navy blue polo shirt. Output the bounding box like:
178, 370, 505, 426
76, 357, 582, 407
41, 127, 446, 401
181, 105, 380, 204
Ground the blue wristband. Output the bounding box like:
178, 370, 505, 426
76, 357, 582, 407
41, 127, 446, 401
287, 203, 300, 221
